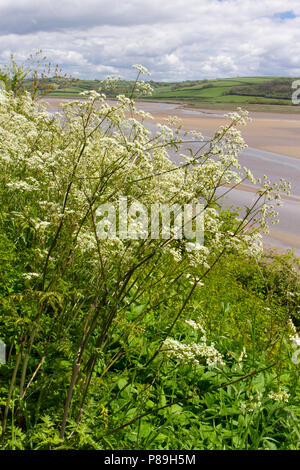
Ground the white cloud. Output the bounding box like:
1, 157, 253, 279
0, 0, 299, 80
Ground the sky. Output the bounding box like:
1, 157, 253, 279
0, 0, 300, 81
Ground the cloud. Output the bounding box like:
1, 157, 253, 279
0, 0, 300, 80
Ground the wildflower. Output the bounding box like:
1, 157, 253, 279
164, 335, 225, 368
23, 272, 40, 280
248, 393, 263, 412
237, 346, 247, 364
132, 64, 150, 75
268, 389, 290, 403
185, 319, 206, 335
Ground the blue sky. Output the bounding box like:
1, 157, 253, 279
0, 0, 299, 80
273, 10, 296, 20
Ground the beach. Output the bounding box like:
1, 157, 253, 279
42, 97, 300, 159
134, 101, 300, 160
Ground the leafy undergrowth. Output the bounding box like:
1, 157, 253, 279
1, 244, 299, 450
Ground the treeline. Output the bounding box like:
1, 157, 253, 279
227, 79, 295, 100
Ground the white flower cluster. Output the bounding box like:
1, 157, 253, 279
287, 319, 300, 351
185, 318, 206, 335
132, 64, 151, 75
134, 81, 153, 96
223, 108, 251, 126
227, 346, 249, 371
238, 346, 248, 363
164, 334, 225, 368
240, 393, 263, 413
76, 231, 97, 253
163, 115, 183, 129
23, 272, 41, 280
268, 389, 290, 403
6, 179, 40, 192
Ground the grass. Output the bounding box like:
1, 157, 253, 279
148, 77, 294, 107
42, 76, 300, 113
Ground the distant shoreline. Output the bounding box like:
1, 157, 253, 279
142, 98, 300, 115
40, 97, 300, 160
40, 94, 300, 115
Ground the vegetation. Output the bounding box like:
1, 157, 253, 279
0, 60, 299, 450
0, 51, 70, 99
35, 75, 300, 112
228, 78, 295, 100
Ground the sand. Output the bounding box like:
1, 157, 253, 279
41, 97, 300, 159
138, 103, 300, 160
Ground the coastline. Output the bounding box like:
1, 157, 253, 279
41, 97, 300, 160
135, 101, 300, 160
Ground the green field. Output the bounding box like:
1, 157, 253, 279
148, 77, 295, 107
43, 75, 300, 113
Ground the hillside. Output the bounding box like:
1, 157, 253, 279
40, 76, 300, 112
